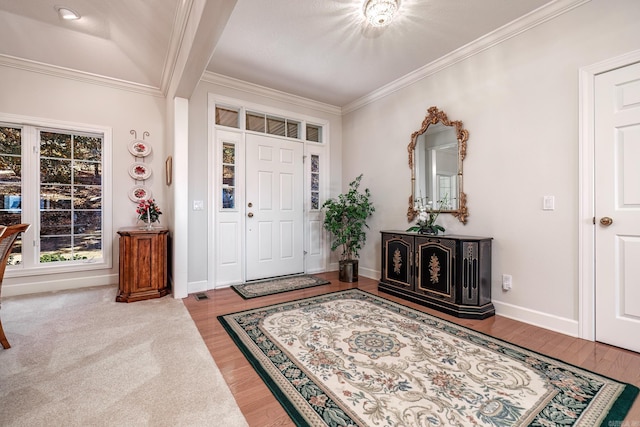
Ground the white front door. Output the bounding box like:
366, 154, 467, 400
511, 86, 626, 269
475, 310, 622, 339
245, 134, 304, 281
594, 61, 640, 353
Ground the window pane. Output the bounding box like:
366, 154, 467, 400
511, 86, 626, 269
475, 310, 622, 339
222, 188, 234, 209
40, 184, 71, 210
77, 234, 102, 257
73, 161, 102, 185
73, 186, 102, 209
74, 135, 102, 161
223, 144, 235, 164
0, 212, 22, 227
74, 210, 101, 235
223, 165, 235, 186
216, 106, 240, 128
41, 211, 71, 235
39, 235, 72, 263
40, 132, 72, 158
306, 124, 322, 142
246, 112, 265, 132
287, 121, 300, 139
41, 158, 72, 184
1, 184, 21, 208
0, 127, 21, 155
266, 116, 285, 136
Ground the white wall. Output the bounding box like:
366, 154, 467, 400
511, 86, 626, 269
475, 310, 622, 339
0, 65, 167, 295
342, 0, 640, 335
186, 75, 343, 289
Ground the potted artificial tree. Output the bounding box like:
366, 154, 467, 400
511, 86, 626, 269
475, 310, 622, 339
322, 174, 375, 282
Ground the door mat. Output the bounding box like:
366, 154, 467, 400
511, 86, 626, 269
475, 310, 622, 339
231, 274, 330, 299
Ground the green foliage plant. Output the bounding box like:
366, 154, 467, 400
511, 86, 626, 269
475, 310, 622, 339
322, 174, 375, 261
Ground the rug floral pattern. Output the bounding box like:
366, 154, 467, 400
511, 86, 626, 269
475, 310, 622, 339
219, 290, 637, 426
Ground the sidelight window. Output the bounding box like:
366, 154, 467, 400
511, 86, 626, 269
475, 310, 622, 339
222, 142, 236, 209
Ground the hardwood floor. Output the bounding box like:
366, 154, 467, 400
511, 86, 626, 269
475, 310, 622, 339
183, 271, 640, 426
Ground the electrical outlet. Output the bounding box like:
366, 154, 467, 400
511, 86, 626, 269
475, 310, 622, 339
502, 274, 512, 291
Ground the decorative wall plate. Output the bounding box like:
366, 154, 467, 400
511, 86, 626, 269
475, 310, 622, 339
129, 162, 151, 180
128, 139, 152, 157
128, 185, 152, 202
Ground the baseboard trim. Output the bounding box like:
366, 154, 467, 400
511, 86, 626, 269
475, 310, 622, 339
3, 273, 118, 297
358, 268, 580, 338
187, 280, 209, 294
492, 299, 580, 338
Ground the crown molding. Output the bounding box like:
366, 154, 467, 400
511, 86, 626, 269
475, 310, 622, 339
201, 71, 342, 116
0, 54, 164, 97
342, 0, 590, 114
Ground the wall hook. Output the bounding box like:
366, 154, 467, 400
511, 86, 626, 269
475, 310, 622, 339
143, 131, 150, 140
130, 129, 137, 139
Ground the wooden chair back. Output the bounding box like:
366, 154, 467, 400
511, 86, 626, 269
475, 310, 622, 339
0, 223, 30, 349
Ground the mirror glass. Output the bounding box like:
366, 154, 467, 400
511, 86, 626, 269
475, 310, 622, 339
408, 106, 468, 224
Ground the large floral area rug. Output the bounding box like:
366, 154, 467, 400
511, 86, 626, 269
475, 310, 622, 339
218, 289, 638, 427
231, 274, 330, 299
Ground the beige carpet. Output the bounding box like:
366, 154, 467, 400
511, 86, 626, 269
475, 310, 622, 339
0, 285, 248, 427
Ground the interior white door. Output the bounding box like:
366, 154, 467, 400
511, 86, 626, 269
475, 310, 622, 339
594, 61, 640, 353
245, 134, 304, 281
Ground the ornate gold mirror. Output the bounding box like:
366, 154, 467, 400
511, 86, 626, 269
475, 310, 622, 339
408, 106, 469, 224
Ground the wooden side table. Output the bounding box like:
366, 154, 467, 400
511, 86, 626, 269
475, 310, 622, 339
116, 227, 169, 302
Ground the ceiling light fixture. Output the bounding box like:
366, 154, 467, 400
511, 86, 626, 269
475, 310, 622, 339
363, 0, 398, 27
55, 6, 81, 21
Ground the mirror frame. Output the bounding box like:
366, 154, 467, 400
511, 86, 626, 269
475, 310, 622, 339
408, 106, 469, 224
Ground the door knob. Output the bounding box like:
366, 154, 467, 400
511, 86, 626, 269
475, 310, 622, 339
599, 217, 613, 226
248, 212, 254, 218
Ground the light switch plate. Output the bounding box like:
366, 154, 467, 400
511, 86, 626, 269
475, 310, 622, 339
193, 200, 204, 211
543, 196, 555, 210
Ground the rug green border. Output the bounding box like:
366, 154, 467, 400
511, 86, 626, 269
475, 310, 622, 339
218, 289, 639, 426
219, 309, 310, 427
230, 274, 331, 299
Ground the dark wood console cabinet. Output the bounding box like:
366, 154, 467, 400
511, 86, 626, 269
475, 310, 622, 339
379, 231, 494, 319
116, 227, 170, 302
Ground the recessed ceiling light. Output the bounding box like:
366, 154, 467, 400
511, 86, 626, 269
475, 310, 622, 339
55, 6, 81, 21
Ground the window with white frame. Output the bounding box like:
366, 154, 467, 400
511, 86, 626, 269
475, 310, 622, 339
215, 103, 323, 144
0, 119, 110, 271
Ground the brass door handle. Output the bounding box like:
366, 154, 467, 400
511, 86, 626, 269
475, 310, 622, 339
600, 217, 613, 226
248, 212, 254, 218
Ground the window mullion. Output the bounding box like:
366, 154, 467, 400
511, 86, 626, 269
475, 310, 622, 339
21, 126, 39, 266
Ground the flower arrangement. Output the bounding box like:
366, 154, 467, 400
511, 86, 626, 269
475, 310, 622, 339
407, 194, 448, 235
136, 198, 162, 224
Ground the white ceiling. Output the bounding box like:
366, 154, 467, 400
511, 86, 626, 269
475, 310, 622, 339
0, 0, 556, 107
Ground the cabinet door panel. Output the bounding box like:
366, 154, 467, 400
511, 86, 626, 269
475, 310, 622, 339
415, 237, 456, 303
382, 233, 414, 289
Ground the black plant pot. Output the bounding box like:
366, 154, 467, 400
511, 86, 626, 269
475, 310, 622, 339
339, 259, 358, 282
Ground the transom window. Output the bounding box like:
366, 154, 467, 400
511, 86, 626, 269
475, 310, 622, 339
214, 105, 325, 143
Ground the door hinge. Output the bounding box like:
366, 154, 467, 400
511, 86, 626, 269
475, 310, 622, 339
593, 217, 596, 225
